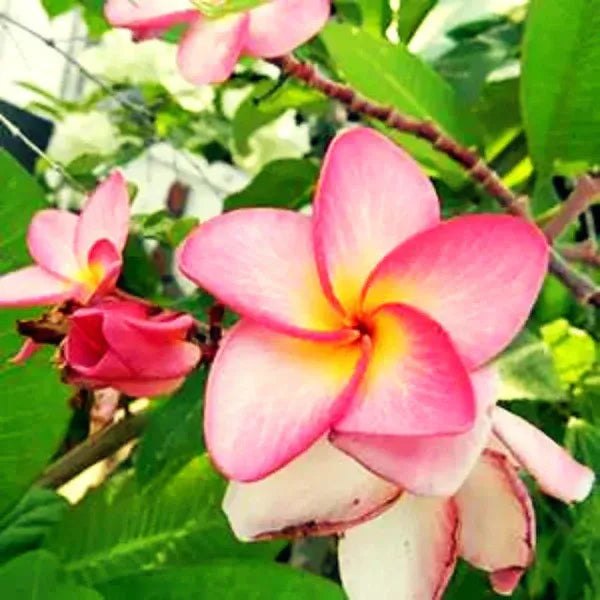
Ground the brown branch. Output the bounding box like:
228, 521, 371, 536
561, 241, 600, 268
272, 54, 600, 308
36, 411, 148, 489
544, 176, 600, 242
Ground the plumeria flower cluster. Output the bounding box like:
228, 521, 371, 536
177, 128, 595, 598
104, 0, 331, 85
0, 172, 200, 396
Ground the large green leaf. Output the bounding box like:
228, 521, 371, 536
0, 550, 102, 599
0, 488, 68, 566
98, 560, 345, 599
321, 21, 480, 145
44, 457, 282, 585
397, 0, 438, 42
0, 352, 71, 518
136, 368, 207, 487
224, 159, 319, 211
521, 0, 600, 175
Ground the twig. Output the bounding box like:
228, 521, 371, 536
0, 111, 85, 191
561, 241, 600, 269
271, 54, 600, 308
36, 411, 148, 489
0, 12, 152, 121
544, 175, 600, 242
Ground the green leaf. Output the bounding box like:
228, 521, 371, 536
224, 159, 319, 211
136, 368, 207, 487
521, 0, 600, 175
540, 319, 597, 386
0, 489, 68, 566
397, 0, 438, 42
494, 330, 564, 401
132, 211, 199, 248
78, 0, 110, 38
321, 22, 480, 145
353, 0, 393, 36
0, 352, 71, 518
44, 457, 282, 585
193, 0, 268, 18
40, 0, 78, 17
0, 550, 102, 600
98, 560, 345, 599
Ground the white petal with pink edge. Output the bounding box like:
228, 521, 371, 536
223, 438, 399, 541
313, 128, 440, 313
363, 215, 549, 369
75, 172, 130, 264
205, 320, 367, 482
245, 0, 330, 57
338, 495, 458, 600
492, 407, 594, 503
332, 366, 499, 496
177, 13, 249, 85
334, 303, 475, 438
26, 210, 79, 279
178, 208, 350, 340
455, 449, 535, 592
0, 266, 74, 307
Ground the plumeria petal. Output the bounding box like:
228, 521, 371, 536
313, 128, 439, 313
223, 438, 399, 541
177, 13, 249, 85
456, 450, 535, 584
75, 172, 130, 266
245, 0, 330, 57
338, 495, 458, 600
205, 320, 367, 482
0, 266, 73, 307
83, 239, 123, 302
109, 376, 186, 397
332, 366, 498, 495
10, 339, 42, 365
334, 303, 475, 438
26, 210, 79, 279
104, 0, 197, 39
363, 215, 548, 369
489, 568, 527, 596
178, 209, 350, 340
492, 407, 594, 503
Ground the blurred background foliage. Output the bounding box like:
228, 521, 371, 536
0, 0, 598, 598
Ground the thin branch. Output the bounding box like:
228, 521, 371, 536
0, 12, 152, 121
0, 111, 85, 191
561, 240, 600, 269
544, 175, 600, 242
36, 411, 148, 489
272, 54, 600, 308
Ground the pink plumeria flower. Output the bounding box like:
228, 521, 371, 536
178, 127, 549, 486
62, 297, 200, 397
104, 0, 331, 85
0, 172, 129, 308
224, 368, 594, 599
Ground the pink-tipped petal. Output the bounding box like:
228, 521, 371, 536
489, 568, 526, 596
82, 239, 123, 302
313, 128, 440, 313
104, 0, 197, 39
177, 13, 249, 85
0, 266, 74, 307
75, 172, 130, 265
110, 376, 186, 397
364, 215, 549, 369
492, 407, 595, 503
10, 339, 42, 365
338, 495, 458, 600
245, 0, 330, 57
332, 366, 499, 496
223, 438, 399, 541
178, 209, 349, 340
334, 303, 475, 438
26, 210, 79, 279
205, 320, 367, 482
456, 450, 535, 578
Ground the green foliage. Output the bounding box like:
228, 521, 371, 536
133, 211, 199, 248
521, 0, 600, 198
98, 560, 345, 599
224, 159, 319, 211
397, 0, 438, 42
136, 368, 207, 487
43, 456, 282, 585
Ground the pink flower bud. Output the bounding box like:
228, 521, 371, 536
63, 298, 201, 397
